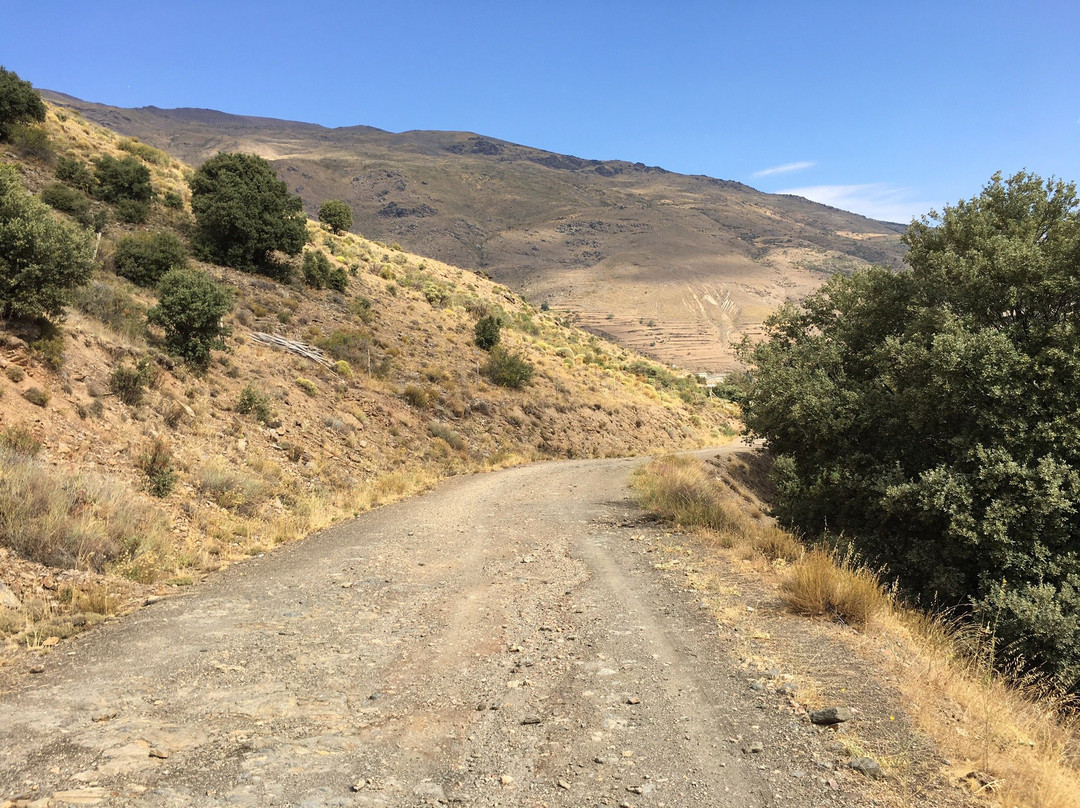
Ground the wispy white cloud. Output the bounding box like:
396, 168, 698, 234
775, 183, 942, 223
752, 160, 815, 178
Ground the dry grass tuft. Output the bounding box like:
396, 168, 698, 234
0, 447, 170, 574
632, 455, 752, 538
781, 547, 886, 627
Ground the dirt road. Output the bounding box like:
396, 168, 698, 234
1, 449, 881, 806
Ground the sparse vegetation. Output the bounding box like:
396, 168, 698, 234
138, 437, 177, 497
21, 386, 49, 407
0, 447, 168, 571
483, 347, 534, 388
296, 377, 318, 396
109, 358, 156, 406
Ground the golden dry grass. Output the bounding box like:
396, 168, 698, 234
781, 546, 886, 627
633, 453, 1080, 808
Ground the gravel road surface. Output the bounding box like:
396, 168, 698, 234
1, 449, 882, 806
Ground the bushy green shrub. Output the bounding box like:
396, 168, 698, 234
113, 198, 149, 224
162, 190, 183, 209
296, 377, 318, 396
0, 67, 46, 141
0, 165, 95, 320
741, 171, 1080, 690
474, 314, 502, 350
40, 182, 90, 219
93, 154, 152, 203
484, 347, 534, 388
318, 199, 353, 233
189, 152, 306, 275
55, 156, 95, 192
113, 231, 188, 287
236, 384, 275, 424
147, 269, 233, 370
302, 249, 331, 289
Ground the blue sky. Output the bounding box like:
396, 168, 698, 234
3, 1, 1078, 223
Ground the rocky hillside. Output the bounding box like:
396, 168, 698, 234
0, 101, 735, 662
42, 93, 908, 372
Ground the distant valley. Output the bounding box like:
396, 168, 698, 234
44, 91, 907, 372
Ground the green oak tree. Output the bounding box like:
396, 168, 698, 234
318, 199, 353, 234
0, 67, 46, 142
189, 152, 306, 276
740, 171, 1080, 689
148, 268, 233, 369
0, 164, 94, 320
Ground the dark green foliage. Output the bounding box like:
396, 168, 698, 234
483, 347, 534, 388
740, 171, 1080, 689
113, 231, 187, 287
474, 314, 502, 350
189, 152, 306, 275
55, 155, 94, 192
40, 182, 90, 220
236, 384, 275, 424
31, 335, 64, 371
162, 190, 183, 209
327, 266, 348, 292
109, 358, 156, 406
113, 199, 149, 224
138, 438, 176, 497
0, 67, 46, 141
93, 155, 152, 203
148, 269, 233, 370
0, 165, 95, 320
301, 249, 332, 289
318, 199, 352, 233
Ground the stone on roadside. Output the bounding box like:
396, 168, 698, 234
849, 756, 884, 779
810, 706, 854, 725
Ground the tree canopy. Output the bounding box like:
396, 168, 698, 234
148, 268, 233, 369
318, 199, 353, 234
189, 152, 306, 275
740, 171, 1080, 689
0, 67, 46, 142
0, 164, 94, 320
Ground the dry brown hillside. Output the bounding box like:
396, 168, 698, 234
42, 92, 908, 372
0, 102, 735, 663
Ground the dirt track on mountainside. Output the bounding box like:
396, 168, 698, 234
0, 448, 959, 807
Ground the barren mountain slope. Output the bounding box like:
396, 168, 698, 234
43, 92, 907, 372
1, 100, 734, 662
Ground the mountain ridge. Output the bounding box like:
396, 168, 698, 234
41, 91, 908, 372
